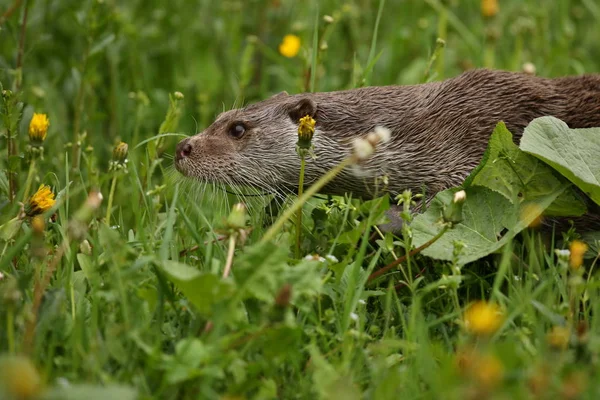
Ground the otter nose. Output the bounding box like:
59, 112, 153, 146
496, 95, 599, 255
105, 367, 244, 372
176, 138, 192, 160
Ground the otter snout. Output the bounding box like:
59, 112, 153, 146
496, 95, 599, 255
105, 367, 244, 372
176, 138, 192, 161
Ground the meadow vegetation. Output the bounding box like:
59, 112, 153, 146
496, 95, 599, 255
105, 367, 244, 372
1, 0, 600, 399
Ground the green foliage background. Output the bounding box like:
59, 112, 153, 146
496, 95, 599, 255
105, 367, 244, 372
1, 0, 600, 399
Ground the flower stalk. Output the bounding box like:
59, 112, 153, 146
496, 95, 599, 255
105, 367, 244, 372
263, 126, 390, 244
295, 115, 316, 258
105, 142, 128, 224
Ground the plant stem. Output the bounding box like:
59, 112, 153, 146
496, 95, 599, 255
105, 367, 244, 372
22, 158, 36, 201
23, 243, 66, 354
105, 174, 118, 224
261, 156, 354, 244
223, 235, 237, 278
7, 308, 15, 353
368, 225, 449, 283
295, 157, 306, 258
15, 0, 29, 90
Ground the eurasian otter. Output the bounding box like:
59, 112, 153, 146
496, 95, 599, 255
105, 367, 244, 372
174, 69, 600, 205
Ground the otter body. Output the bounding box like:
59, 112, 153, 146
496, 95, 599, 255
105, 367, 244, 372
175, 69, 600, 200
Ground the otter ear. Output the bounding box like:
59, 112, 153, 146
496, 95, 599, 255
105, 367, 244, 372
287, 97, 317, 121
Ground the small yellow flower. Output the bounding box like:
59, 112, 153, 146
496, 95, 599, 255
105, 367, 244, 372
279, 34, 301, 58
474, 354, 504, 388
0, 355, 43, 399
547, 326, 570, 350
455, 348, 504, 389
28, 113, 50, 143
569, 240, 588, 270
297, 115, 316, 144
463, 301, 504, 336
26, 184, 56, 216
481, 0, 499, 18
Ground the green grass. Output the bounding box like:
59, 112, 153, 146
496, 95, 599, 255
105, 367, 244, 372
1, 0, 600, 399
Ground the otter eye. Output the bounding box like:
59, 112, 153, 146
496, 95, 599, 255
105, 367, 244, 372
229, 123, 246, 139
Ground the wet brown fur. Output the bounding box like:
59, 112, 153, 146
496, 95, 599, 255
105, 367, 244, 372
176, 69, 600, 206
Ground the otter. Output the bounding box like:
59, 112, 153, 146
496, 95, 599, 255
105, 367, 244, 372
175, 69, 600, 207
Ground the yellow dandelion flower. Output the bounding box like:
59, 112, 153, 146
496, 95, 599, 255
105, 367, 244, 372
473, 354, 504, 388
26, 184, 56, 216
28, 113, 50, 143
463, 301, 504, 336
547, 326, 570, 350
297, 114, 316, 147
279, 34, 301, 58
481, 0, 499, 18
569, 240, 588, 270
0, 355, 42, 399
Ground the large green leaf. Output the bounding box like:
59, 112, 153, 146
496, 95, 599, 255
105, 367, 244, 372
468, 121, 586, 216
412, 185, 565, 264
157, 261, 235, 315
412, 121, 583, 264
520, 116, 600, 206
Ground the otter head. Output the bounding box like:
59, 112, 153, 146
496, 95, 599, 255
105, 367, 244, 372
175, 92, 322, 195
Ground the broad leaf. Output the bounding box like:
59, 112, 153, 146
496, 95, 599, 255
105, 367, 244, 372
412, 185, 566, 264
468, 121, 586, 216
520, 116, 600, 206
157, 261, 234, 315
412, 121, 584, 264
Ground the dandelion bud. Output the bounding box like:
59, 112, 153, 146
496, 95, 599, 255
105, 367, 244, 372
463, 301, 503, 336
25, 185, 56, 217
442, 190, 466, 225
227, 203, 247, 230
481, 0, 499, 18
569, 240, 588, 270
112, 142, 128, 163
297, 115, 316, 150
80, 239, 93, 255
28, 113, 50, 145
323, 15, 334, 24
279, 34, 301, 58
